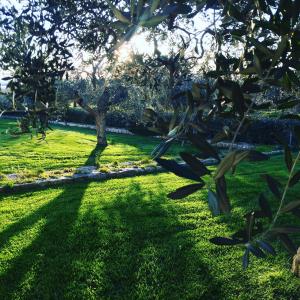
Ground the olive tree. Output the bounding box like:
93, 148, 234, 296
0, 3, 73, 133
57, 73, 128, 146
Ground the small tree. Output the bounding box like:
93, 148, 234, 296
57, 73, 128, 146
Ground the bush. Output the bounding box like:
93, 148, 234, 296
208, 118, 300, 145
61, 108, 136, 128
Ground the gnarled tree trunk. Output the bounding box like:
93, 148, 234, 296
75, 98, 107, 147
95, 110, 107, 146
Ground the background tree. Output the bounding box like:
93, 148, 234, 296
0, 3, 73, 132
57, 60, 128, 146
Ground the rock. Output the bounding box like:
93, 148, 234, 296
7, 173, 18, 180
75, 166, 96, 174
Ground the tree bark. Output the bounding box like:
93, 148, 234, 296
75, 97, 107, 147
95, 111, 107, 146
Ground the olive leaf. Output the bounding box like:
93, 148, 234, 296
280, 200, 300, 213
180, 152, 211, 176
284, 146, 293, 172
140, 14, 168, 27
289, 170, 300, 187
271, 35, 289, 68
246, 243, 266, 258
242, 248, 250, 270
150, 0, 160, 13
258, 193, 272, 220
188, 134, 220, 161
208, 190, 221, 216
262, 174, 282, 199
155, 158, 202, 182
214, 150, 249, 180
106, 0, 131, 24
257, 240, 276, 255
277, 233, 297, 254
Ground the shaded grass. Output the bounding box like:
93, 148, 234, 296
0, 119, 192, 175
0, 156, 300, 299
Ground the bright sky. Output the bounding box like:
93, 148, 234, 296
0, 1, 215, 89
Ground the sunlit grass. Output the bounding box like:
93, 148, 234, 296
0, 157, 300, 299
0, 119, 193, 176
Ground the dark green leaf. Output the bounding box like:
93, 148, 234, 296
155, 158, 201, 182
141, 14, 169, 27
150, 0, 160, 13
211, 130, 231, 143
242, 249, 250, 270
262, 174, 282, 199
258, 194, 272, 220
216, 176, 231, 213
167, 183, 204, 200
180, 152, 211, 176
271, 35, 289, 68
277, 100, 300, 109
246, 212, 255, 240
253, 102, 272, 110
271, 226, 300, 234
188, 134, 220, 161
191, 83, 202, 102
277, 233, 297, 254
106, 0, 131, 24
208, 190, 220, 216
215, 151, 249, 180
281, 200, 300, 213
214, 151, 236, 180
287, 69, 300, 86
151, 138, 174, 159
284, 146, 293, 172
258, 240, 276, 255
227, 2, 244, 22
248, 37, 273, 58
294, 126, 300, 144
247, 243, 266, 258
289, 170, 300, 187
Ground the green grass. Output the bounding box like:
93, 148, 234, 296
0, 156, 300, 299
0, 119, 192, 175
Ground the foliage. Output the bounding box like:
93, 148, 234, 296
146, 0, 300, 271
0, 5, 73, 104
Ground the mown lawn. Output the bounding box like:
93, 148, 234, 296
0, 156, 300, 299
0, 119, 192, 175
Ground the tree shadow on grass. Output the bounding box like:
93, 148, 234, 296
0, 145, 106, 299
84, 144, 106, 167
0, 176, 224, 299
59, 181, 224, 299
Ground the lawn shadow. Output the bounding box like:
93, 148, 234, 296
0, 177, 224, 299
84, 144, 106, 166
0, 145, 103, 299
61, 181, 224, 299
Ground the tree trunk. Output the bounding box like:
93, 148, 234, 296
95, 111, 107, 146
75, 97, 108, 147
